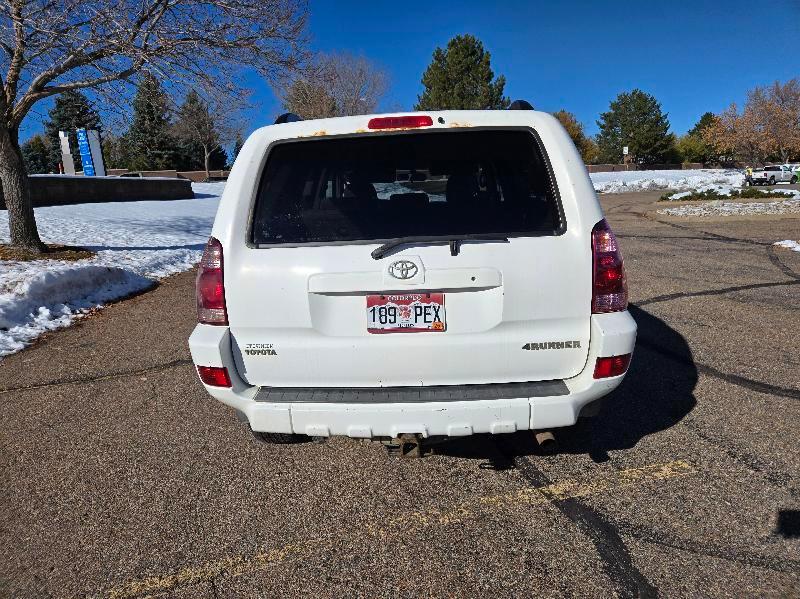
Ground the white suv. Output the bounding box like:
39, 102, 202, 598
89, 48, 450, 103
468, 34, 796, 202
189, 109, 637, 447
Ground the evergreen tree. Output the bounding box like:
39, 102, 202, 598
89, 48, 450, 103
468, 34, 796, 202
21, 134, 52, 174
232, 131, 245, 161
596, 89, 675, 164
415, 35, 510, 110
124, 72, 180, 170
43, 90, 102, 171
688, 112, 717, 136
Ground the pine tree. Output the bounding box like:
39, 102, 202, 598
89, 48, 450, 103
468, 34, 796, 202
124, 72, 180, 171
688, 112, 717, 137
43, 90, 102, 172
232, 132, 245, 162
21, 134, 52, 174
415, 35, 510, 110
596, 90, 675, 164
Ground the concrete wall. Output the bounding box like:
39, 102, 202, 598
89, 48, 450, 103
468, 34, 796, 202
178, 170, 231, 182
97, 169, 230, 181
0, 175, 194, 209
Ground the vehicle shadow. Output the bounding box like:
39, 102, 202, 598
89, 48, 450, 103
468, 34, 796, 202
436, 304, 698, 464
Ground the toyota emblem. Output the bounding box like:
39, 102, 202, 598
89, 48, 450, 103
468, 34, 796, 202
388, 260, 418, 280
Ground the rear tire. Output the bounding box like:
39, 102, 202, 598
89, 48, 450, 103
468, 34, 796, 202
769, 176, 776, 185
251, 429, 310, 444
791, 175, 798, 184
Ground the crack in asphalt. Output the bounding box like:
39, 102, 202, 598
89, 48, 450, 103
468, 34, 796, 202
491, 437, 659, 599
0, 358, 194, 395
681, 417, 798, 498
636, 280, 800, 307
632, 211, 772, 247
767, 245, 800, 280
613, 517, 800, 574
635, 336, 800, 401
617, 234, 722, 242
627, 211, 800, 280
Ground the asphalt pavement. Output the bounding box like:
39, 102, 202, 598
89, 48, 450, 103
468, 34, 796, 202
1, 190, 799, 598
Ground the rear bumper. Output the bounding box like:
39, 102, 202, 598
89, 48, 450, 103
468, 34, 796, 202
188, 311, 637, 437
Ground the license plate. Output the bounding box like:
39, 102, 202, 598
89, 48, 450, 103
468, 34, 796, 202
366, 293, 446, 333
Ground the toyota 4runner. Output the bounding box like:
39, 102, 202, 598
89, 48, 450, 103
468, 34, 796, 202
189, 108, 637, 446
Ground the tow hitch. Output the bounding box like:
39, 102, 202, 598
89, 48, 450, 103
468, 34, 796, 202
383, 433, 446, 458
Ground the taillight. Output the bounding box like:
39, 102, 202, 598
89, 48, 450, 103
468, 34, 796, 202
196, 237, 228, 325
593, 354, 632, 379
367, 115, 433, 130
197, 365, 232, 387
592, 219, 628, 313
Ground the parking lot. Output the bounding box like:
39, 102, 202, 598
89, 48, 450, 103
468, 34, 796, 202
1, 190, 799, 597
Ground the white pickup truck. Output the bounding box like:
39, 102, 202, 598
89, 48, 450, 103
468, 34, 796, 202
749, 165, 798, 185
189, 108, 637, 451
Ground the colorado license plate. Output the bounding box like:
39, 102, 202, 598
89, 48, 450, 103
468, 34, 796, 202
366, 293, 446, 333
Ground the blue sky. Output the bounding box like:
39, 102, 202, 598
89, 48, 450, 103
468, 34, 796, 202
21, 0, 800, 141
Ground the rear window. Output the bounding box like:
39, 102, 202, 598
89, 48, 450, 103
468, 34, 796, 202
251, 129, 563, 246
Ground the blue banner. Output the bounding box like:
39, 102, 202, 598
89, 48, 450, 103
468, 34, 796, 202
76, 128, 95, 176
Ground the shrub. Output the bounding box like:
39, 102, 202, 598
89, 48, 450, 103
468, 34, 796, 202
659, 187, 795, 201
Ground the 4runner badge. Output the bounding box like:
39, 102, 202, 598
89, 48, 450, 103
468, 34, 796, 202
245, 343, 277, 356
522, 341, 581, 350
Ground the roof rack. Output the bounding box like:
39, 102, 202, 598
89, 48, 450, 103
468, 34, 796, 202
508, 100, 534, 110
274, 113, 303, 124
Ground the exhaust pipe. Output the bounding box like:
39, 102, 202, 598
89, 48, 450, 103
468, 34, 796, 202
534, 430, 557, 453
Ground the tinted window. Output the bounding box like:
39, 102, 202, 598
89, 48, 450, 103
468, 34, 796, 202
251, 130, 562, 245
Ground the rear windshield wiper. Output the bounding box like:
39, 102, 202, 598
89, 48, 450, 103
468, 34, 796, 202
371, 235, 509, 260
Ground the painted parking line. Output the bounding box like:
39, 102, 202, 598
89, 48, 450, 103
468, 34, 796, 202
106, 460, 695, 598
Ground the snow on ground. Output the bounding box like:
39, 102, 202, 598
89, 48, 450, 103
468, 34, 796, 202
657, 198, 800, 218
590, 169, 744, 194
774, 240, 800, 253
0, 181, 223, 357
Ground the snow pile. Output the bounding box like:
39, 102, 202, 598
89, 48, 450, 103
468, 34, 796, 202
590, 169, 744, 194
0, 181, 223, 357
774, 240, 800, 253
657, 198, 800, 218
0, 264, 153, 355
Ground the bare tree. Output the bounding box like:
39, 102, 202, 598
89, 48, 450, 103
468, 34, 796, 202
172, 86, 246, 178
754, 79, 800, 163
702, 104, 768, 166
704, 79, 800, 165
1, 0, 308, 252
276, 51, 388, 120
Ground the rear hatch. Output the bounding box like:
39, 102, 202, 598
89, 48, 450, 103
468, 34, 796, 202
226, 127, 591, 387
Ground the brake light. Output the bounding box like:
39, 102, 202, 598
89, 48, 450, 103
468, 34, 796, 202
367, 115, 433, 130
593, 354, 632, 379
592, 219, 628, 313
197, 365, 232, 387
196, 237, 228, 325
